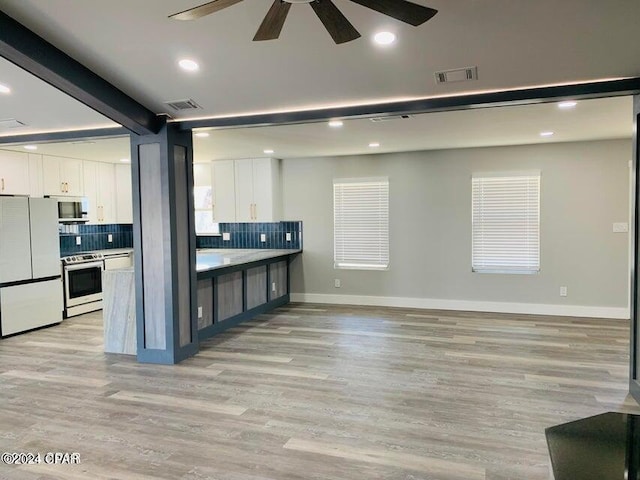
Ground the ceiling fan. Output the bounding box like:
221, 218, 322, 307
169, 0, 438, 44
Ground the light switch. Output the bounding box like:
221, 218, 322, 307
75, 236, 81, 246
260, 233, 267, 242
222, 232, 231, 241
107, 234, 113, 243
197, 306, 203, 318
286, 232, 292, 242
613, 222, 628, 233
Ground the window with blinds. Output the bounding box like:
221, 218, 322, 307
334, 178, 389, 270
471, 173, 540, 274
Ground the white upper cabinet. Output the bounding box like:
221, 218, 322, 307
212, 160, 237, 222
83, 160, 116, 224
234, 159, 254, 222
0, 150, 30, 196
43, 155, 84, 196
28, 153, 44, 197
233, 158, 281, 222
115, 163, 133, 224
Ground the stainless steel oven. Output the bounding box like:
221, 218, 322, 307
62, 253, 104, 318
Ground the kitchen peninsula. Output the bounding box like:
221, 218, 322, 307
103, 248, 301, 355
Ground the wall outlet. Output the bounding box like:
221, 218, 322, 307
560, 286, 568, 297
222, 232, 231, 241
613, 222, 629, 233
197, 306, 203, 318
75, 236, 81, 246
272, 282, 276, 292
107, 234, 113, 243
334, 279, 341, 288
286, 232, 292, 242
260, 233, 267, 242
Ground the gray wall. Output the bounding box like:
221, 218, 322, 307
282, 139, 631, 311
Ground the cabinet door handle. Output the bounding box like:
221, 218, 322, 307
66, 182, 69, 193
1, 178, 4, 192
61, 182, 65, 193
212, 204, 215, 220
253, 203, 257, 221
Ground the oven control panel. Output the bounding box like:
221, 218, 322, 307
62, 253, 104, 265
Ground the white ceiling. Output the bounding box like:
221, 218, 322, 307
0, 96, 632, 163
0, 57, 118, 136
0, 0, 639, 136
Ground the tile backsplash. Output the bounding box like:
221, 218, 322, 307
59, 224, 133, 256
59, 221, 302, 256
197, 221, 302, 250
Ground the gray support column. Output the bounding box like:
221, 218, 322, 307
131, 123, 198, 364
631, 94, 640, 402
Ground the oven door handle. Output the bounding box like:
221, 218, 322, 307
64, 261, 104, 271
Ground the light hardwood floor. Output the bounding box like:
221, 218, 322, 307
0, 304, 638, 480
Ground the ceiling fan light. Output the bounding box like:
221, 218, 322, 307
373, 31, 396, 45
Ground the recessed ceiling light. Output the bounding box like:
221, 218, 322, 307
540, 131, 554, 137
194, 132, 210, 138
373, 31, 396, 46
178, 59, 199, 72
120, 158, 130, 163
558, 101, 577, 109
0, 83, 10, 94
23, 145, 37, 151
369, 142, 380, 148
328, 120, 344, 128
264, 149, 274, 154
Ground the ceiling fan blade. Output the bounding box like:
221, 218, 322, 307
254, 0, 292, 41
348, 0, 437, 26
169, 0, 244, 21
310, 0, 361, 44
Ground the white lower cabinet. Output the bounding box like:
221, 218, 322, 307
0, 279, 63, 336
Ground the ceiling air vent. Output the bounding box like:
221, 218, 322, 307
0, 119, 26, 129
434, 66, 478, 84
369, 115, 412, 123
163, 99, 202, 111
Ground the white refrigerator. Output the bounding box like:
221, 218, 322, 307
0, 197, 62, 336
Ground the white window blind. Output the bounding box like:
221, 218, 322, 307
472, 173, 540, 274
334, 178, 389, 270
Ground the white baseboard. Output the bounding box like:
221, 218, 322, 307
289, 293, 629, 319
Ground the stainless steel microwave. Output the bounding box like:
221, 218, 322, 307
47, 196, 89, 223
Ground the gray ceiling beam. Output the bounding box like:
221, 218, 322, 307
0, 10, 163, 136
177, 77, 640, 130
0, 127, 130, 146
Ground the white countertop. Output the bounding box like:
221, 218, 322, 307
196, 248, 301, 272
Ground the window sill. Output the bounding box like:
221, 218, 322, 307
335, 263, 389, 271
